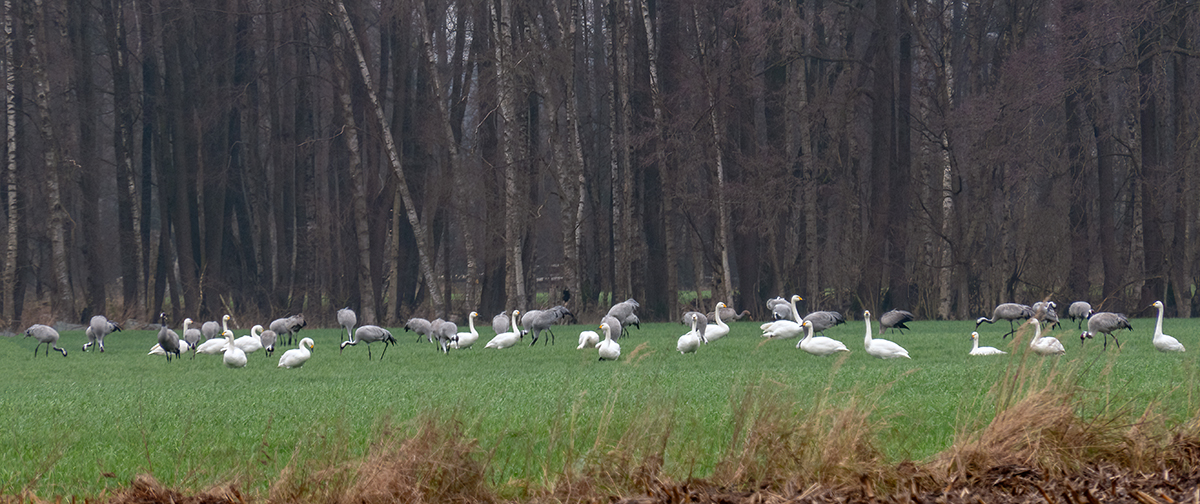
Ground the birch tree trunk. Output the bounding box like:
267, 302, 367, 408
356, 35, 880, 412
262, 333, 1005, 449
28, 0, 76, 318
332, 30, 377, 324
692, 5, 732, 305
638, 0, 675, 316
2, 0, 16, 324
334, 0, 445, 314
492, 0, 528, 310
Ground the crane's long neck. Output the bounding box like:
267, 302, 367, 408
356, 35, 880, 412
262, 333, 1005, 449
1155, 305, 1165, 335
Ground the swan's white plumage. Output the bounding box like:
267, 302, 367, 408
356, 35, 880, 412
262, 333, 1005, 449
486, 310, 523, 349
797, 320, 850, 356
278, 337, 314, 368
1151, 301, 1184, 352
223, 329, 248, 368
149, 340, 190, 355
234, 325, 265, 354
703, 302, 731, 342
677, 314, 702, 354
597, 322, 621, 361
1028, 318, 1065, 356
968, 331, 1006, 356
450, 312, 480, 349
576, 330, 599, 349
863, 311, 910, 359
761, 295, 804, 339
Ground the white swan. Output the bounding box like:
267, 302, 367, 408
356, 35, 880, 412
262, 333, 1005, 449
761, 295, 804, 339
1028, 318, 1065, 356
797, 320, 850, 356
677, 313, 702, 354
450, 312, 480, 349
968, 331, 1006, 355
863, 310, 911, 359
234, 325, 265, 354
278, 337, 315, 368
576, 330, 599, 349
704, 302, 731, 342
597, 322, 621, 361
195, 336, 228, 355
486, 310, 523, 349
223, 329, 248, 368
1151, 301, 1184, 352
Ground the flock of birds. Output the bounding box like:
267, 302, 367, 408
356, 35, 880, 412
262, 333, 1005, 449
19, 295, 1188, 365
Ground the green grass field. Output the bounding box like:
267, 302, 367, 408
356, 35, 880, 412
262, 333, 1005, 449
2, 315, 1199, 499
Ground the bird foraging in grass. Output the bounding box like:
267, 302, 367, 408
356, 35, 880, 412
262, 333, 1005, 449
26, 324, 67, 357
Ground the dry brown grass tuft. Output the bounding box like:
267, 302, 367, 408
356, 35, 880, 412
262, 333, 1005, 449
267, 412, 495, 504
105, 475, 245, 504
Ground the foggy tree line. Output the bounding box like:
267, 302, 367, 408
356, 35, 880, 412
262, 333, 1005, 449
2, 0, 1197, 329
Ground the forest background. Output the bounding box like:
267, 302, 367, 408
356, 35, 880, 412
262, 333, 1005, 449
1, 0, 1197, 329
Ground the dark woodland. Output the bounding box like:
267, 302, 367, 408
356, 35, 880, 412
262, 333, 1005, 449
2, 0, 1197, 328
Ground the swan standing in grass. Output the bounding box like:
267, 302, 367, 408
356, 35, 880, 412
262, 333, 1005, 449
487, 310, 523, 349
597, 322, 621, 361
278, 337, 315, 368
797, 320, 850, 356
863, 311, 910, 359
1029, 318, 1065, 355
450, 312, 480, 349
223, 329, 248, 368
761, 295, 804, 339
703, 302, 731, 343
1151, 301, 1184, 352
677, 314, 702, 354
234, 325, 265, 354
576, 330, 600, 349
968, 332, 1006, 356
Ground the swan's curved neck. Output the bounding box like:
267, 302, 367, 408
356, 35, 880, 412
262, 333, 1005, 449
790, 298, 801, 322
182, 320, 190, 332
511, 310, 520, 332
222, 317, 230, 333
803, 323, 813, 342
1031, 323, 1042, 345
714, 307, 724, 325
1155, 305, 1165, 335
971, 336, 979, 351
468, 313, 477, 333
864, 315, 873, 345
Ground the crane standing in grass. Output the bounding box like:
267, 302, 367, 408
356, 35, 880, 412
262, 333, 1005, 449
156, 313, 181, 362
522, 305, 572, 345
84, 315, 121, 353
26, 324, 67, 357
341, 325, 397, 360
337, 308, 356, 343
1081, 311, 1132, 350
1067, 301, 1092, 329
976, 303, 1034, 339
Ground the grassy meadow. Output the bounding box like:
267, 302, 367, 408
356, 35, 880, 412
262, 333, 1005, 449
2, 314, 1200, 500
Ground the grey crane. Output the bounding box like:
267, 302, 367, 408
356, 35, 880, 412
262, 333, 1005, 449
493, 312, 512, 335
269, 313, 307, 345
1067, 301, 1092, 329
1082, 311, 1132, 350
708, 306, 751, 322
877, 309, 914, 335
404, 317, 433, 343
83, 315, 121, 352
522, 305, 573, 345
681, 311, 709, 340
340, 324, 396, 360
975, 303, 1034, 339
803, 310, 846, 335
156, 312, 181, 362
260, 328, 279, 357
766, 297, 793, 320
601, 314, 623, 340
25, 324, 66, 357
1032, 301, 1060, 329
181, 318, 202, 350
605, 299, 640, 338
431, 318, 458, 353
201, 320, 221, 340
337, 307, 357, 342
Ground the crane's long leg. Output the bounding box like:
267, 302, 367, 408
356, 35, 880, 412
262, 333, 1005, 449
546, 328, 556, 345
367, 344, 373, 360
379, 342, 390, 360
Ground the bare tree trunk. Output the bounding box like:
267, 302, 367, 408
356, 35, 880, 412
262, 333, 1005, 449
332, 30, 377, 324
335, 0, 445, 314
692, 6, 732, 305
28, 0, 76, 319
491, 0, 528, 310
2, 0, 16, 325
637, 0, 675, 317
